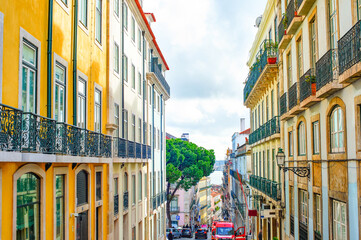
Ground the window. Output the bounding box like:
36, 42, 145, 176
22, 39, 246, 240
138, 118, 142, 143
96, 172, 102, 201
314, 194, 322, 234
358, 0, 361, 21
313, 121, 320, 154
261, 101, 264, 124
310, 18, 317, 69
95, 0, 102, 44
114, 43, 119, 73
54, 63, 66, 122
266, 96, 269, 121
114, 104, 119, 137
77, 77, 87, 128
114, 0, 119, 17
297, 37, 303, 79
329, 0, 338, 50
132, 175, 136, 204
123, 55, 128, 83
132, 227, 136, 240
123, 3, 128, 30
131, 17, 135, 42
77, 170, 88, 206
61, 0, 67, 5
271, 90, 274, 117
114, 177, 118, 215
290, 186, 294, 216
148, 85, 152, 104
79, 0, 88, 27
144, 173, 147, 198
124, 173, 128, 192
299, 190, 308, 224
289, 131, 293, 156
330, 106, 344, 152
131, 64, 135, 89
143, 122, 147, 144
298, 122, 306, 155
132, 114, 136, 141
16, 173, 40, 239
266, 149, 270, 178
287, 52, 292, 88
55, 175, 65, 240
274, 16, 278, 43
138, 172, 142, 201
94, 88, 101, 132
22, 41, 38, 113
157, 95, 160, 112
258, 152, 261, 176
138, 72, 142, 95
138, 28, 142, 51
333, 200, 347, 240
124, 109, 128, 139
262, 151, 265, 177
157, 129, 160, 150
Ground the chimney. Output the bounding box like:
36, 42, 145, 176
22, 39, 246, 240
240, 118, 245, 132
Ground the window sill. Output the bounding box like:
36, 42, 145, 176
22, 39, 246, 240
78, 22, 89, 36
327, 152, 347, 160
55, 0, 70, 15
95, 40, 103, 51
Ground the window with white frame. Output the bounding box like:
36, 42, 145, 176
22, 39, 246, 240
124, 109, 128, 140
329, 0, 338, 50
314, 194, 322, 234
114, 0, 119, 17
21, 40, 38, 113
114, 103, 119, 137
333, 200, 347, 240
114, 43, 119, 73
313, 121, 320, 154
148, 85, 152, 104
289, 131, 293, 156
79, 0, 88, 27
287, 52, 292, 88
358, 0, 361, 21
131, 17, 135, 42
94, 88, 101, 132
77, 77, 86, 128
157, 95, 160, 112
123, 3, 128, 30
132, 175, 136, 205
138, 118, 141, 143
157, 129, 160, 150
310, 18, 317, 69
138, 171, 142, 201
297, 38, 303, 79
54, 63, 66, 122
138, 72, 141, 95
298, 121, 306, 155
138, 28, 142, 51
95, 0, 102, 44
55, 174, 65, 240
131, 64, 135, 89
123, 55, 128, 82
290, 186, 294, 216
330, 106, 344, 153
299, 189, 308, 224
132, 114, 136, 141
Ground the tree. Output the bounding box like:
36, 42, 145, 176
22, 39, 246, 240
166, 138, 215, 227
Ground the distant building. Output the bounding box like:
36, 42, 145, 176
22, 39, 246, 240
166, 132, 177, 140
181, 133, 190, 142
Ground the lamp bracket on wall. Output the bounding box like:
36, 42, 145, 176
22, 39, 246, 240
282, 165, 310, 179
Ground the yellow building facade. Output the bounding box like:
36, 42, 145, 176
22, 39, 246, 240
0, 0, 169, 239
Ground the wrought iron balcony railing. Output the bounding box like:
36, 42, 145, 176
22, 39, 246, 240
286, 0, 296, 28
249, 116, 280, 144
152, 196, 156, 209
244, 39, 278, 103
278, 16, 285, 43
280, 93, 288, 116
128, 140, 135, 158
299, 221, 308, 240
338, 20, 361, 75
299, 68, 316, 102
316, 49, 338, 90
123, 191, 129, 210
151, 58, 170, 96
297, 0, 303, 9
147, 145, 151, 158
249, 175, 281, 201
114, 194, 119, 215
136, 143, 142, 158
288, 82, 299, 110
142, 144, 147, 159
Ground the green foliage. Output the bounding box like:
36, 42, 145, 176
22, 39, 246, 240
166, 138, 216, 191
273, 237, 279, 240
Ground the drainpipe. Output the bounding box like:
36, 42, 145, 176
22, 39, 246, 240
152, 84, 155, 200
47, 0, 54, 118
160, 95, 163, 196
121, 0, 125, 138
142, 31, 145, 144
72, 0, 78, 125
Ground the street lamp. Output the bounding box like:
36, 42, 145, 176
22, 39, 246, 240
276, 148, 310, 178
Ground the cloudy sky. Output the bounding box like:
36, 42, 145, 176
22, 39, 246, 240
144, 0, 267, 160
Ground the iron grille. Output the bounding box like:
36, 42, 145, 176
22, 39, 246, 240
123, 191, 129, 210
288, 82, 299, 109
299, 68, 316, 102
299, 221, 308, 240
286, 0, 295, 28
280, 92, 288, 116
114, 194, 119, 215
316, 49, 338, 90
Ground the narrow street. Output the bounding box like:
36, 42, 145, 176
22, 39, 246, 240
176, 232, 211, 240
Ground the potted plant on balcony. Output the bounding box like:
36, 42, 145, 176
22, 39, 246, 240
305, 75, 317, 94
282, 13, 288, 34
266, 42, 278, 64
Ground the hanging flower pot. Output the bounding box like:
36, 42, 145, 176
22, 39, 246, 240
267, 57, 277, 64
294, 11, 298, 16
284, 30, 287, 35
311, 83, 317, 95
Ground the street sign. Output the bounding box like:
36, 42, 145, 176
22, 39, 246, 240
176, 215, 180, 220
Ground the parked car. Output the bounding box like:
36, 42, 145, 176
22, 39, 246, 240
195, 228, 207, 239
166, 228, 181, 238
181, 228, 192, 238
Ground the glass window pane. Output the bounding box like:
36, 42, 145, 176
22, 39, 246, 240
22, 67, 28, 112
23, 43, 36, 66
29, 70, 35, 113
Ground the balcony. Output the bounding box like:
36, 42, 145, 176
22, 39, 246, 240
244, 40, 279, 108
290, 215, 295, 236
288, 82, 305, 115
170, 206, 180, 212
299, 68, 321, 107
338, 20, 361, 84
150, 58, 170, 96
249, 116, 280, 145
278, 16, 292, 50
114, 194, 119, 215
285, 0, 304, 35
249, 175, 281, 201
123, 191, 129, 211
114, 137, 151, 159
280, 92, 291, 121
297, 0, 317, 16
316, 49, 343, 98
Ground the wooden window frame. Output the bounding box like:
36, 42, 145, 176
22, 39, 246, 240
296, 116, 307, 159
311, 114, 321, 160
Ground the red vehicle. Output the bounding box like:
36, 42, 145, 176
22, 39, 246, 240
211, 221, 246, 240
